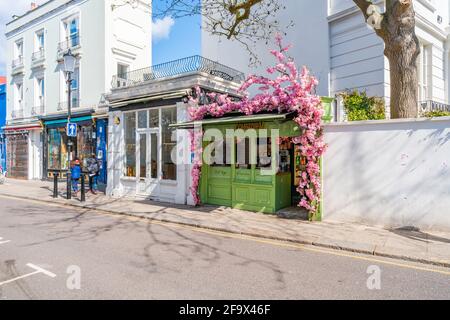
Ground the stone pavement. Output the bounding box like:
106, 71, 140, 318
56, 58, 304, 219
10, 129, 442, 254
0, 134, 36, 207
1, 178, 450, 268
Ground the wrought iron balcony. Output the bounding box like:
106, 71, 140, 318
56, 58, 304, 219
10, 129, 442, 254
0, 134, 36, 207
58, 98, 80, 111
11, 108, 24, 119
57, 35, 81, 54
419, 100, 450, 113
11, 56, 24, 71
32, 49, 45, 61
111, 55, 245, 89
31, 98, 45, 116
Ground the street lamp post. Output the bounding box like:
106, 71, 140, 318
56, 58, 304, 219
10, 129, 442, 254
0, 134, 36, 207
63, 49, 76, 200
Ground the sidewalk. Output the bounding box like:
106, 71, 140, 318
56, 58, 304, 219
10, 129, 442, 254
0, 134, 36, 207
1, 178, 450, 268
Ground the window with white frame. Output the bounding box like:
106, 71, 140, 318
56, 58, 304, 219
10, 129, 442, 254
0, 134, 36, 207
417, 43, 432, 102
15, 82, 23, 110
70, 66, 80, 107
13, 39, 23, 65
63, 16, 79, 47
122, 106, 178, 181
117, 63, 129, 79
35, 77, 45, 110
35, 30, 44, 51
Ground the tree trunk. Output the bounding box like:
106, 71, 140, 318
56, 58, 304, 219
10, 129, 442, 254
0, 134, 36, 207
354, 0, 420, 119
386, 49, 419, 118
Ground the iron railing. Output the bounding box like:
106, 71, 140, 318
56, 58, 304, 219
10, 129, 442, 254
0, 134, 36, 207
12, 56, 24, 69
31, 98, 45, 115
32, 49, 45, 61
58, 98, 80, 111
419, 100, 450, 113
58, 35, 80, 54
112, 55, 245, 89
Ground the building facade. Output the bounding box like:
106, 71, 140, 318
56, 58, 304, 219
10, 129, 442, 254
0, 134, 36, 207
105, 56, 243, 205
4, 0, 152, 180
202, 0, 450, 118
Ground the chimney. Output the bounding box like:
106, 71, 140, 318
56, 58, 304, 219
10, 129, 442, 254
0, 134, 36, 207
31, 2, 37, 10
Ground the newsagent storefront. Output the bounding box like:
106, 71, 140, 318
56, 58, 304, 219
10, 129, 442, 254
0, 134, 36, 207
43, 116, 96, 179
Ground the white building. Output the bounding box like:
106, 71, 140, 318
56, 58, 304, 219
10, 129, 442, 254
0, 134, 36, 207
202, 0, 450, 117
4, 0, 152, 180
105, 56, 243, 205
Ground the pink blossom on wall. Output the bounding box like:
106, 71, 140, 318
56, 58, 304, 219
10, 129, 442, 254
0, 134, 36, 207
187, 35, 326, 216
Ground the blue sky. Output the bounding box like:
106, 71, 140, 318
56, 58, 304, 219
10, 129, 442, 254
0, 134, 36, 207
0, 0, 201, 75
152, 10, 201, 65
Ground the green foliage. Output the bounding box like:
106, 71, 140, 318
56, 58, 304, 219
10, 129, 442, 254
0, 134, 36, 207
340, 90, 386, 121
422, 110, 450, 118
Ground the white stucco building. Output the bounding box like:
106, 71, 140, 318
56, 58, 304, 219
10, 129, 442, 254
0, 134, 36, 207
202, 0, 450, 117
4, 0, 152, 180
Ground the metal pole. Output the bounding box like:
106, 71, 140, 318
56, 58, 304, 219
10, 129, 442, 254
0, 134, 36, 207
53, 172, 58, 198
66, 72, 72, 200
81, 173, 86, 202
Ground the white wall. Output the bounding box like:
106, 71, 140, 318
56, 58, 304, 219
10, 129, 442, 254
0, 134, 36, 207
323, 118, 450, 231
201, 0, 331, 97
5, 0, 152, 121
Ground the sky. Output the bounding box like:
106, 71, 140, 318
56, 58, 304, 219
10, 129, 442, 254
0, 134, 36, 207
0, 0, 201, 75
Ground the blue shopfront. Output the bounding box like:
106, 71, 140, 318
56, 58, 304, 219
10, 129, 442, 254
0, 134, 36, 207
42, 114, 107, 184
0, 83, 6, 171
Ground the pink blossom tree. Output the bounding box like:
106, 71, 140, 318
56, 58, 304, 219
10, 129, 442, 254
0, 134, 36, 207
188, 35, 326, 217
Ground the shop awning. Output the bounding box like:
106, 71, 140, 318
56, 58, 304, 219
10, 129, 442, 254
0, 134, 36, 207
170, 112, 295, 129
109, 90, 189, 108
44, 115, 93, 127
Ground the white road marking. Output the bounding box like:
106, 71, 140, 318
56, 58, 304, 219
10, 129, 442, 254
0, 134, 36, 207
0, 263, 56, 287
0, 237, 11, 245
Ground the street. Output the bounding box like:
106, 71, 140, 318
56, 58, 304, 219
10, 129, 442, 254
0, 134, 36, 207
0, 195, 449, 300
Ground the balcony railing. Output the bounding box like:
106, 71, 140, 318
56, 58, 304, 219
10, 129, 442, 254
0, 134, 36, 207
111, 55, 245, 89
11, 108, 24, 119
12, 56, 24, 69
31, 98, 45, 116
419, 100, 450, 114
57, 35, 81, 54
32, 49, 45, 61
58, 98, 80, 111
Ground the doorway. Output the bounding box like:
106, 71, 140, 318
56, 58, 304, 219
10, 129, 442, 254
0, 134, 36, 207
137, 130, 160, 198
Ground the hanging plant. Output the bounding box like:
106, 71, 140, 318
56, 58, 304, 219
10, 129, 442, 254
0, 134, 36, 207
187, 34, 326, 215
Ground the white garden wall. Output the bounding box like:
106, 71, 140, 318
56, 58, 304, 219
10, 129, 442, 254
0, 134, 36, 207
323, 118, 450, 231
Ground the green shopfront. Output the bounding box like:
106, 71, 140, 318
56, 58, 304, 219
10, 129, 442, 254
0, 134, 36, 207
176, 113, 305, 214
174, 97, 334, 215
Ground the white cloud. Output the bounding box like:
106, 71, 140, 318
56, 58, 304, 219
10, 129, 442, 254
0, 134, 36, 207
152, 16, 175, 42
0, 0, 47, 74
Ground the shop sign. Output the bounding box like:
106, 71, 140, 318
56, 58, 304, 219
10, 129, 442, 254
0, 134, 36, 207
236, 122, 265, 130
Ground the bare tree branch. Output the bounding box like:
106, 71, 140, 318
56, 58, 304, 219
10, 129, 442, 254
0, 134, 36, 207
154, 0, 292, 65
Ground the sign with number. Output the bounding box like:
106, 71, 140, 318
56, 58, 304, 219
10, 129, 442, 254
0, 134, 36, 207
67, 123, 77, 137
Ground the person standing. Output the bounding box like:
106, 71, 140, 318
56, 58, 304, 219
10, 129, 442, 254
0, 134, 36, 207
86, 153, 100, 194
71, 158, 81, 197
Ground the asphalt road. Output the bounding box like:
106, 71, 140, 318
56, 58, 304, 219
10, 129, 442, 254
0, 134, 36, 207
0, 195, 449, 300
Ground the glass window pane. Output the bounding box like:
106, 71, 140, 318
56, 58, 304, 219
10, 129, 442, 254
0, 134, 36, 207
151, 133, 158, 179
149, 109, 159, 128
236, 137, 251, 169
257, 137, 272, 168
77, 125, 94, 167
161, 107, 177, 180
48, 129, 61, 170
124, 112, 136, 177
138, 110, 147, 129
140, 134, 146, 179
